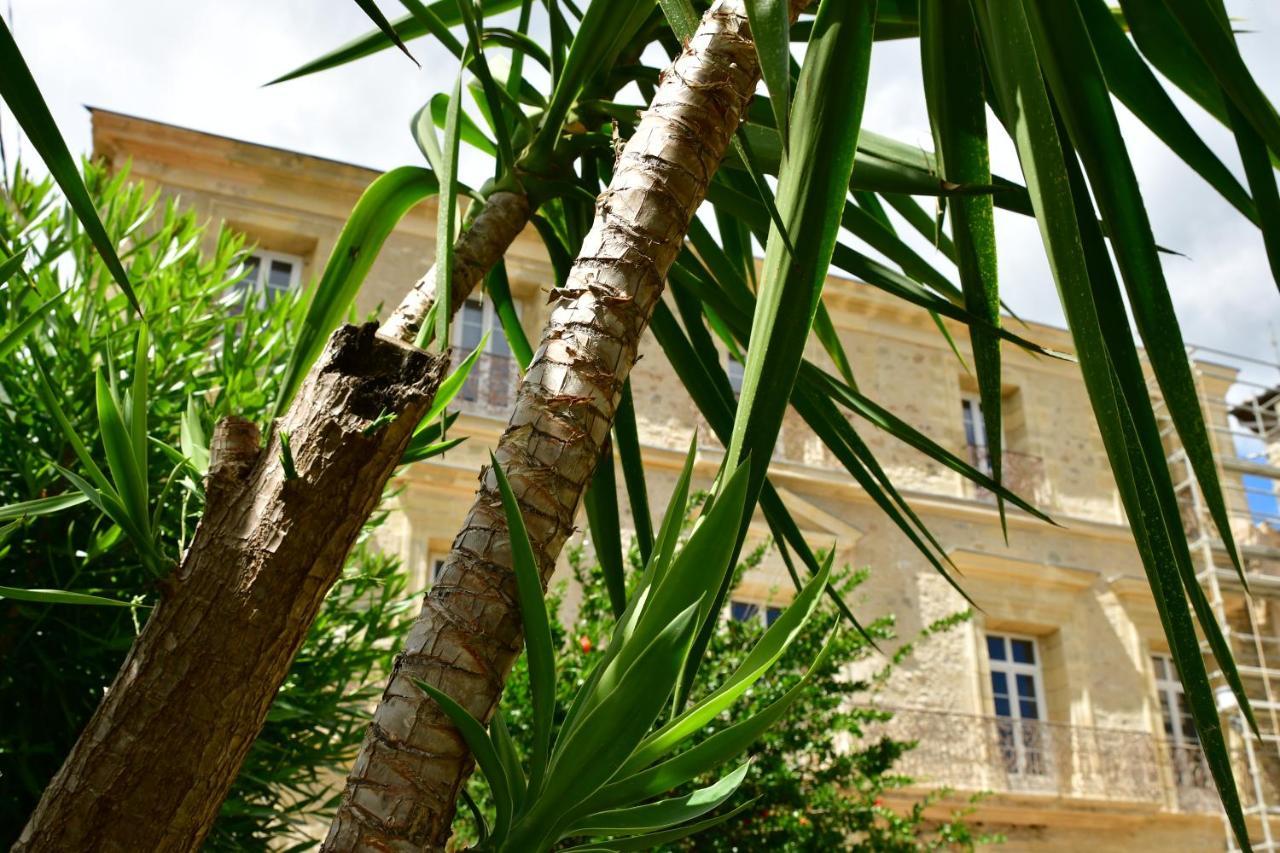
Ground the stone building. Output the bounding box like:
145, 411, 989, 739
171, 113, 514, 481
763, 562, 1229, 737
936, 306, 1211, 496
90, 107, 1280, 851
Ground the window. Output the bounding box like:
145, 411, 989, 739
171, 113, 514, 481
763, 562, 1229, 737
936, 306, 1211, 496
454, 298, 516, 406
431, 559, 447, 585
1153, 654, 1207, 787
962, 395, 992, 474
726, 354, 745, 397
729, 599, 784, 627
231, 250, 302, 306
986, 633, 1049, 776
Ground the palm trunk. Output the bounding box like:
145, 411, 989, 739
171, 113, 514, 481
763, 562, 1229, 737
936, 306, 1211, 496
325, 2, 773, 848
381, 190, 531, 344
17, 324, 445, 852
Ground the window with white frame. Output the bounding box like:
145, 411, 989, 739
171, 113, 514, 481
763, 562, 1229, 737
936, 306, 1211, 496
962, 394, 992, 474
1153, 654, 1197, 745
454, 297, 516, 406
729, 599, 784, 627
986, 633, 1050, 776
231, 250, 303, 306
1152, 653, 1204, 786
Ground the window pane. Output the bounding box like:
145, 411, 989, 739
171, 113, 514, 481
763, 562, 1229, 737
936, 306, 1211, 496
1011, 639, 1035, 664
1020, 699, 1039, 720
489, 322, 511, 356
962, 398, 979, 446
1016, 673, 1036, 699
267, 259, 294, 290
765, 606, 783, 627
727, 356, 745, 395
1152, 655, 1168, 680
991, 671, 1008, 697
459, 300, 485, 350
730, 601, 758, 622
993, 696, 1011, 717
986, 635, 1006, 661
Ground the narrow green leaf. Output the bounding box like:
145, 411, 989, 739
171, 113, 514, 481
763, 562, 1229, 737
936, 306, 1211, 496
268, 0, 522, 84
484, 260, 533, 367
0, 22, 142, 314
491, 709, 527, 812
0, 492, 89, 521
1024, 0, 1244, 580
95, 370, 147, 530
180, 396, 210, 477
0, 247, 28, 286
584, 439, 627, 619
655, 0, 698, 41
612, 381, 654, 564
426, 65, 466, 351
129, 324, 150, 488
491, 454, 557, 797
744, 0, 791, 149
353, 0, 420, 65
0, 586, 145, 608
274, 166, 439, 416
415, 679, 514, 843
921, 0, 1004, 532
0, 289, 65, 360
565, 762, 750, 836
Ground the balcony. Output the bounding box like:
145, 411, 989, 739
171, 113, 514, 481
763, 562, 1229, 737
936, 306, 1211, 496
452, 350, 519, 419
966, 445, 1048, 506
875, 707, 1218, 813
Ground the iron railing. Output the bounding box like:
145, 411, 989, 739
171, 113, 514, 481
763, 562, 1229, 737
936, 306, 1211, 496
874, 706, 1218, 812
966, 445, 1047, 505
452, 350, 519, 418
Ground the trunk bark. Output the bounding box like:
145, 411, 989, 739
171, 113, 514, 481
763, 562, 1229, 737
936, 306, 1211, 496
325, 2, 772, 848
17, 323, 445, 853
380, 190, 531, 344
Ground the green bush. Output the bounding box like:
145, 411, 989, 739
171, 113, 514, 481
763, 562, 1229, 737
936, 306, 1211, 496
459, 525, 996, 851
0, 163, 414, 848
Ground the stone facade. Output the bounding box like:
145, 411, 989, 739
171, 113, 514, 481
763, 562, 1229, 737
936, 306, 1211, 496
92, 108, 1280, 851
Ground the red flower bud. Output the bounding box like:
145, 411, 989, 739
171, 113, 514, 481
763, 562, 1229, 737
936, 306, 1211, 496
579, 635, 593, 653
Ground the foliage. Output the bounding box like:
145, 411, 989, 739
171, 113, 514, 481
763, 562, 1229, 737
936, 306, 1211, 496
420, 448, 836, 851
0, 163, 414, 847
459, 510, 993, 851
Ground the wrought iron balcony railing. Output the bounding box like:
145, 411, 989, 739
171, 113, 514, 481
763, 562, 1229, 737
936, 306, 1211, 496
966, 445, 1047, 506
874, 706, 1218, 813
452, 350, 519, 419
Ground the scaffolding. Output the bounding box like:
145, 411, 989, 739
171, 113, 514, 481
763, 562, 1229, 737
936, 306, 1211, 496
1153, 345, 1280, 852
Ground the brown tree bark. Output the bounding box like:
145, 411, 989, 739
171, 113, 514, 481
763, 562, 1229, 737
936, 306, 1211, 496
381, 190, 531, 344
325, 2, 776, 848
17, 324, 445, 853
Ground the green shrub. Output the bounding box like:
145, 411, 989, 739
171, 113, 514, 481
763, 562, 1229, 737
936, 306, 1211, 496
0, 163, 413, 848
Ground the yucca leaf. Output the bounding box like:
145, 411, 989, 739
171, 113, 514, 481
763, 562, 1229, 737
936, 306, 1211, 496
974, 1, 1249, 843
745, 0, 791, 150
0, 289, 65, 360
624, 554, 831, 773
1161, 0, 1280, 155
423, 66, 466, 351
129, 324, 150, 489
418, 93, 497, 158
0, 492, 89, 520
1024, 0, 1244, 581
491, 455, 557, 799
491, 709, 528, 812
415, 679, 514, 843
519, 604, 700, 848
274, 166, 439, 417
922, 0, 1003, 532
655, 0, 698, 41
400, 434, 467, 463
612, 381, 653, 564
565, 761, 750, 836
526, 0, 655, 166
269, 0, 522, 84
0, 22, 142, 315
0, 586, 145, 608
561, 799, 759, 852
583, 627, 839, 813
584, 439, 627, 619
1077, 0, 1255, 222
32, 357, 111, 494
95, 369, 144, 530
882, 192, 959, 260
353, 0, 419, 65
1230, 101, 1280, 292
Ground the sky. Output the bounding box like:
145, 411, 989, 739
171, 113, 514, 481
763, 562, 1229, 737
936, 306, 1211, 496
3, 0, 1279, 382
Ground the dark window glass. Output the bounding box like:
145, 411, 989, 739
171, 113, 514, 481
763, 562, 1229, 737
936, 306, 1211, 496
1016, 673, 1036, 699
1020, 699, 1039, 720
991, 671, 1008, 696
986, 635, 1006, 661
765, 606, 783, 627
1011, 638, 1035, 664
993, 696, 1011, 717
730, 601, 758, 622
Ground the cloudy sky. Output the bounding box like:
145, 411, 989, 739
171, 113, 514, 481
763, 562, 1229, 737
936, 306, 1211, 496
3, 0, 1279, 379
